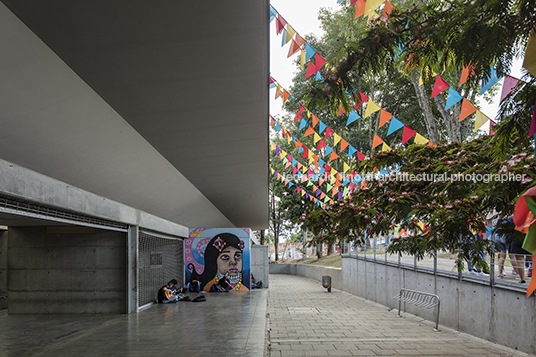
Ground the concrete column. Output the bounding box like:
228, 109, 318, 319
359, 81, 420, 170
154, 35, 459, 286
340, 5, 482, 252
127, 226, 138, 313
0, 229, 7, 310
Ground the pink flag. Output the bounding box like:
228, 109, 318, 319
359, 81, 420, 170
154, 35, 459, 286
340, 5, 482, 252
500, 75, 520, 102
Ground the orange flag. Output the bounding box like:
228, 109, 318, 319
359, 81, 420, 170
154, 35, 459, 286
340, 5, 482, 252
355, 0, 366, 18
340, 139, 349, 152
283, 90, 290, 102
460, 64, 476, 85
312, 114, 319, 127
379, 109, 393, 128
329, 151, 340, 161
287, 39, 301, 58
459, 98, 477, 121
382, 1, 395, 18
295, 33, 306, 47
372, 134, 383, 149
304, 126, 315, 136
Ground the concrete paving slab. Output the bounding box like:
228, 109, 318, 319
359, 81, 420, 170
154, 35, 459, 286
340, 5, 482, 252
268, 274, 531, 357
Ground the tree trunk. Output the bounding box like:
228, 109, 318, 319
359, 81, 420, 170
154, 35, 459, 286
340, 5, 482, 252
409, 70, 440, 144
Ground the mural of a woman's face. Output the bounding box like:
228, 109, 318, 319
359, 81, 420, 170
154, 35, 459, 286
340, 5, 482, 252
217, 246, 242, 278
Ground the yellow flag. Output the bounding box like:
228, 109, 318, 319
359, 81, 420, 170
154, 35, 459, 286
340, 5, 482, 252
382, 143, 392, 152
306, 109, 311, 118
474, 110, 490, 131
302, 166, 308, 173
367, 10, 379, 24
343, 162, 350, 172
301, 190, 306, 196
308, 155, 314, 164
364, 0, 384, 15
364, 100, 381, 118
286, 25, 296, 41
419, 69, 437, 86
413, 133, 429, 145
286, 135, 292, 144
300, 50, 306, 70
313, 133, 321, 144
333, 133, 341, 146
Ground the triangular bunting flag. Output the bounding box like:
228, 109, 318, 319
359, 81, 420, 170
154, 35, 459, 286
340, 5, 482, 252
313, 133, 321, 144
431, 75, 450, 98
382, 142, 392, 152
287, 39, 301, 58
382, 0, 395, 18
329, 151, 340, 161
295, 33, 305, 47
315, 71, 323, 81
325, 127, 334, 139
364, 100, 381, 118
355, 0, 366, 18
481, 67, 502, 95
312, 114, 319, 127
269, 4, 277, 22
401, 126, 417, 144
319, 121, 327, 134
315, 53, 326, 71
357, 151, 365, 161
317, 139, 327, 150
338, 106, 345, 116
459, 98, 477, 121
333, 133, 341, 146
300, 50, 306, 70
305, 43, 316, 63
372, 134, 383, 149
304, 126, 315, 136
294, 111, 302, 122
285, 25, 296, 42
305, 61, 317, 79
445, 87, 463, 110
378, 109, 393, 128
348, 146, 357, 157
346, 110, 360, 126
500, 75, 520, 102
460, 64, 475, 86
275, 14, 287, 35
283, 89, 290, 102
386, 117, 404, 135
364, 0, 384, 17
474, 110, 490, 131
299, 119, 307, 130
413, 133, 429, 145
355, 91, 369, 109
340, 139, 349, 152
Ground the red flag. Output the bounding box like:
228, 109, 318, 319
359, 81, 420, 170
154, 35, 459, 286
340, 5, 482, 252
357, 151, 365, 161
305, 61, 316, 79
275, 15, 287, 35
431, 75, 450, 98
402, 126, 417, 144
355, 91, 369, 109
325, 127, 334, 139
317, 140, 327, 150
294, 111, 302, 122
315, 53, 326, 71
338, 105, 345, 116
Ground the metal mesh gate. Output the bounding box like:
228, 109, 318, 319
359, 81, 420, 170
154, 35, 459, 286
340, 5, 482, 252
138, 231, 183, 307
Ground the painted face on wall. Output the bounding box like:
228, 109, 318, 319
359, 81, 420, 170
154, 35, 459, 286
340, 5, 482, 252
217, 246, 242, 279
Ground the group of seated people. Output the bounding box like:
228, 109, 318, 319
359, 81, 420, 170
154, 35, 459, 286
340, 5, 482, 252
157, 274, 263, 303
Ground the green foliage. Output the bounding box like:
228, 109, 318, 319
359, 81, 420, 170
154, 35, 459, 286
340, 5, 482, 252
303, 133, 536, 271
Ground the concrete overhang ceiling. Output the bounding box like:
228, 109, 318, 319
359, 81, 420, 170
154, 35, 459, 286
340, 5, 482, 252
0, 1, 269, 229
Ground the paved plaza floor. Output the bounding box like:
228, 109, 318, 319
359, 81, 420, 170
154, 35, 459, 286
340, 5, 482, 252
268, 274, 531, 357
0, 274, 532, 356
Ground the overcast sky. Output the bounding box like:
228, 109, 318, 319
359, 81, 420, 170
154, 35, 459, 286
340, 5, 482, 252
269, 1, 525, 126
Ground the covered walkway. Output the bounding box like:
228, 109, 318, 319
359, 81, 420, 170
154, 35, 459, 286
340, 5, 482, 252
1, 274, 531, 356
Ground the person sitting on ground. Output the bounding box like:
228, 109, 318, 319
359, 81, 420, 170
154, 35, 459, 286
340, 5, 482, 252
157, 279, 180, 303
251, 273, 263, 289
210, 276, 232, 292
180, 278, 201, 293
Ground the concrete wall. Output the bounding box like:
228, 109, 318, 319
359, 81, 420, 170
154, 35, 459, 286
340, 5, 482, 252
251, 245, 269, 288
8, 226, 127, 314
269, 263, 341, 290
340, 256, 536, 355
0, 230, 7, 310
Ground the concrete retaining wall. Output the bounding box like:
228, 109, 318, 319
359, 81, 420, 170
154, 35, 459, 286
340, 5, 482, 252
269, 258, 536, 355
